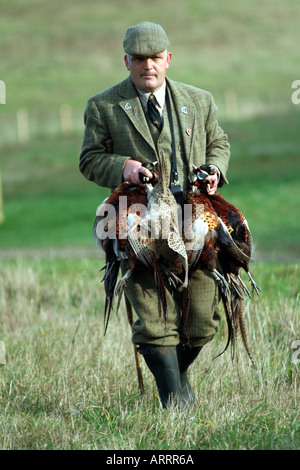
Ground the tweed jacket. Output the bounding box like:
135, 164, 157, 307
79, 76, 230, 191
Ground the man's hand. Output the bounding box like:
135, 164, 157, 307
193, 164, 220, 195
205, 172, 218, 195
123, 159, 153, 185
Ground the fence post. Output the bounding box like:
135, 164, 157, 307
0, 80, 6, 104
17, 108, 29, 143
60, 104, 73, 135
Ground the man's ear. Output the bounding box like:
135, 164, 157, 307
166, 51, 172, 69
124, 54, 130, 71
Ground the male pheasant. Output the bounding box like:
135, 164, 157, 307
208, 190, 261, 365
183, 165, 260, 363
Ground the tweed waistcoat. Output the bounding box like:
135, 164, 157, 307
144, 90, 189, 191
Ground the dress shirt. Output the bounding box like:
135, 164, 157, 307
135, 80, 166, 116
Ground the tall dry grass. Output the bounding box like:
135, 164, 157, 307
0, 257, 299, 450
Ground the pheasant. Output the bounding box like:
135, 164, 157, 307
209, 191, 261, 296
144, 155, 189, 288
184, 166, 249, 294
120, 156, 189, 316
94, 182, 149, 333
94, 158, 188, 333
208, 188, 261, 365
183, 165, 259, 363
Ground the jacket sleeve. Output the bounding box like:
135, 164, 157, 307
205, 94, 230, 186
79, 97, 131, 189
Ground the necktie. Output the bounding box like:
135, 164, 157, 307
147, 93, 163, 131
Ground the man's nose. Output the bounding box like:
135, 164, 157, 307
144, 58, 154, 69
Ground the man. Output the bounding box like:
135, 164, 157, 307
79, 22, 230, 408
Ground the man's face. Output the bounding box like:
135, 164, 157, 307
124, 51, 172, 93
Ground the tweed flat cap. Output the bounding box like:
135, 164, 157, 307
123, 21, 170, 56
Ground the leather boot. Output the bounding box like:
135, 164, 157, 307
176, 343, 202, 405
138, 344, 184, 409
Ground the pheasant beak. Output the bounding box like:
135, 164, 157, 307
193, 167, 209, 180
197, 170, 209, 180
191, 164, 208, 178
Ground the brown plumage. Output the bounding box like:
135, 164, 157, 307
209, 192, 261, 365
209, 192, 261, 295
183, 183, 245, 354
94, 158, 188, 333
183, 165, 261, 364
184, 177, 249, 295
94, 183, 150, 333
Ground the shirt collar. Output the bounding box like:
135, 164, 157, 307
135, 81, 166, 114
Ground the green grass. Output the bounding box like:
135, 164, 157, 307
0, 258, 299, 450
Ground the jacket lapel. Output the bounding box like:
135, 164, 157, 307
119, 78, 156, 152
166, 78, 195, 166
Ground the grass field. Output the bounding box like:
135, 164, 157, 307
0, 258, 299, 450
1, 0, 300, 451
